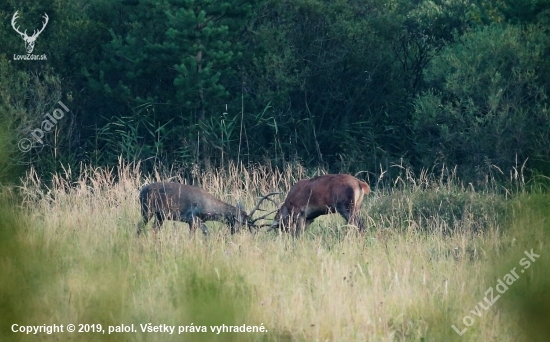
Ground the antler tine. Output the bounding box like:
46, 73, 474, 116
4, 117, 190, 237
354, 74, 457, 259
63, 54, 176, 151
248, 192, 279, 218
249, 208, 278, 224
253, 221, 278, 229
262, 196, 279, 206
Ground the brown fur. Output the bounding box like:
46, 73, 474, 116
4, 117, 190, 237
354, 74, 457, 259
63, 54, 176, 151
138, 182, 248, 235
271, 174, 371, 236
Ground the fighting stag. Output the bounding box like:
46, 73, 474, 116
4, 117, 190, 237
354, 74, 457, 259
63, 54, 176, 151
137, 182, 278, 236
11, 11, 49, 54
267, 174, 371, 236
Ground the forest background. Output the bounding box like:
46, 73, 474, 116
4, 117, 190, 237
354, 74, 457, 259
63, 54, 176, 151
1, 0, 549, 182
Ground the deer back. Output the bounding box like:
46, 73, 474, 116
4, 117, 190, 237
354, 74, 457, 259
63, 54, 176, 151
282, 174, 370, 211
140, 182, 244, 222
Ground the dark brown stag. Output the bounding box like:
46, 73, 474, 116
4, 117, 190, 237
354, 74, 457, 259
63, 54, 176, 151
268, 174, 370, 236
138, 182, 277, 235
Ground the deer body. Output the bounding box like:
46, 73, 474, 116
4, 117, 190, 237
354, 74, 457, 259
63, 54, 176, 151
270, 174, 370, 236
138, 182, 277, 236
138, 182, 247, 235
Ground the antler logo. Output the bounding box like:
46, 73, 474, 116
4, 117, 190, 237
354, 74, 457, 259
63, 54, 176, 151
11, 11, 49, 54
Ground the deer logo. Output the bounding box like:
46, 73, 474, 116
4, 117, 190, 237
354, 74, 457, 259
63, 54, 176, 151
11, 11, 49, 54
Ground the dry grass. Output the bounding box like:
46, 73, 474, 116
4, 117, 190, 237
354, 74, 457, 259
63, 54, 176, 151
2, 160, 548, 341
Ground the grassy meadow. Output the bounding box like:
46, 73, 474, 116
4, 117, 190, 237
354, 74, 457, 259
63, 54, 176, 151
1, 161, 549, 341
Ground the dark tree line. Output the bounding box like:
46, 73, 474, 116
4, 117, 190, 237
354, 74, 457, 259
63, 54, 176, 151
1, 0, 549, 183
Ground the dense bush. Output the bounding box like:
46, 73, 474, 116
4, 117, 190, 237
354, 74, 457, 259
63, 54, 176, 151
366, 167, 507, 234
413, 24, 550, 176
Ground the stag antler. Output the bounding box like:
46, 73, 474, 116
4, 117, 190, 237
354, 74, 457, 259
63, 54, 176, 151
248, 192, 280, 219
250, 209, 279, 224
246, 192, 280, 234
248, 192, 280, 229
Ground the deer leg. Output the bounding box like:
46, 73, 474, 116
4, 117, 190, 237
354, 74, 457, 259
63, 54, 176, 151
353, 216, 366, 232
339, 204, 365, 232
136, 221, 145, 236
200, 222, 209, 236
336, 202, 354, 219
294, 214, 307, 238
188, 216, 208, 236
188, 216, 198, 234
154, 212, 164, 232
281, 218, 291, 234
281, 214, 293, 235
138, 204, 153, 235
305, 219, 314, 230
137, 215, 149, 236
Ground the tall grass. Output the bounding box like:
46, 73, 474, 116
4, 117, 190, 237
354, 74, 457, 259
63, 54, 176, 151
2, 160, 548, 341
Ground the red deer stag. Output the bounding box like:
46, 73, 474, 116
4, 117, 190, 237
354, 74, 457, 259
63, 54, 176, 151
138, 182, 278, 236
268, 174, 370, 236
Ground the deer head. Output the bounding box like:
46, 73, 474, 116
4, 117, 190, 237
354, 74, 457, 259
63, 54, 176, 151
12, 11, 49, 54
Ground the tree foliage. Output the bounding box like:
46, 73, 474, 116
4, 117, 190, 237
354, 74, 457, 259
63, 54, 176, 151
0, 0, 549, 181
413, 24, 549, 176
